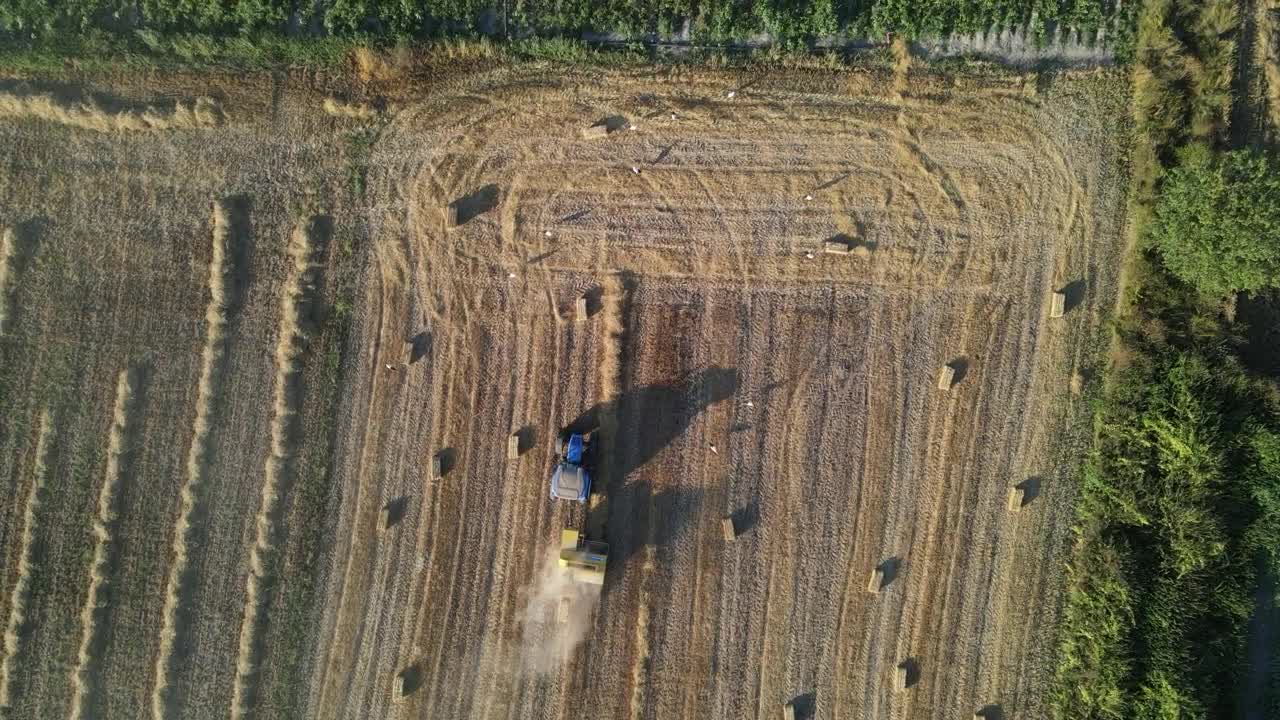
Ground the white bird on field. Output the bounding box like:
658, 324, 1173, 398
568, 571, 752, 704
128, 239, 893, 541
544, 230, 553, 237
727, 91, 736, 98
804, 194, 814, 201
805, 252, 815, 259
631, 166, 641, 175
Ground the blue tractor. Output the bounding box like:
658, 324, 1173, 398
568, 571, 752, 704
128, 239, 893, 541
550, 432, 592, 502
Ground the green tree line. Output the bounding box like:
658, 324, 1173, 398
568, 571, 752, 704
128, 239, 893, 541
0, 0, 1129, 44
1051, 0, 1280, 716
1052, 272, 1280, 718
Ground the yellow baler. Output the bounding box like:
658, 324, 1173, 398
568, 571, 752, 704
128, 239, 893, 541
558, 529, 608, 587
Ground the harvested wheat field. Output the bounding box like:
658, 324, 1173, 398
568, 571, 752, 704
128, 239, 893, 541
0, 61, 1128, 720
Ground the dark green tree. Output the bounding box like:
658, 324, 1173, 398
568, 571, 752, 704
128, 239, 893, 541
1149, 149, 1280, 296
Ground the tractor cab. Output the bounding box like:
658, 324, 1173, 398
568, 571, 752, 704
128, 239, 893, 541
550, 432, 592, 502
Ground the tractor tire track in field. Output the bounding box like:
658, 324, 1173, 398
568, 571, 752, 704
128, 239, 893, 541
312, 245, 400, 718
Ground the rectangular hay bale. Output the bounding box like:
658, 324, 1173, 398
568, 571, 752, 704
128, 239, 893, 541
782, 703, 796, 720
1007, 486, 1025, 512
443, 203, 458, 229
722, 516, 736, 542
575, 296, 588, 321
937, 364, 956, 390
894, 665, 909, 692
431, 453, 443, 479
867, 567, 884, 593
823, 239, 851, 255
393, 672, 406, 699
381, 506, 392, 530
582, 124, 609, 139
507, 434, 520, 460
1050, 291, 1066, 318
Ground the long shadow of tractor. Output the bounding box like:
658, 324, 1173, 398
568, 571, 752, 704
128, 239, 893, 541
549, 366, 739, 595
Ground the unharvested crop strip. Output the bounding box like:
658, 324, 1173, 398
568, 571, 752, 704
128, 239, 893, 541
0, 91, 223, 132
151, 200, 240, 720
590, 275, 626, 536
599, 278, 652, 720
0, 227, 15, 335
0, 409, 54, 710
68, 368, 139, 720
229, 217, 324, 720
627, 548, 655, 720
597, 277, 624, 420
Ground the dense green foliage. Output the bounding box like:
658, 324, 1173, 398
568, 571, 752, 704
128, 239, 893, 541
1048, 0, 1280, 714
1149, 149, 1280, 296
1051, 0, 1280, 716
1130, 0, 1237, 208
0, 0, 1129, 45
1053, 297, 1280, 718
